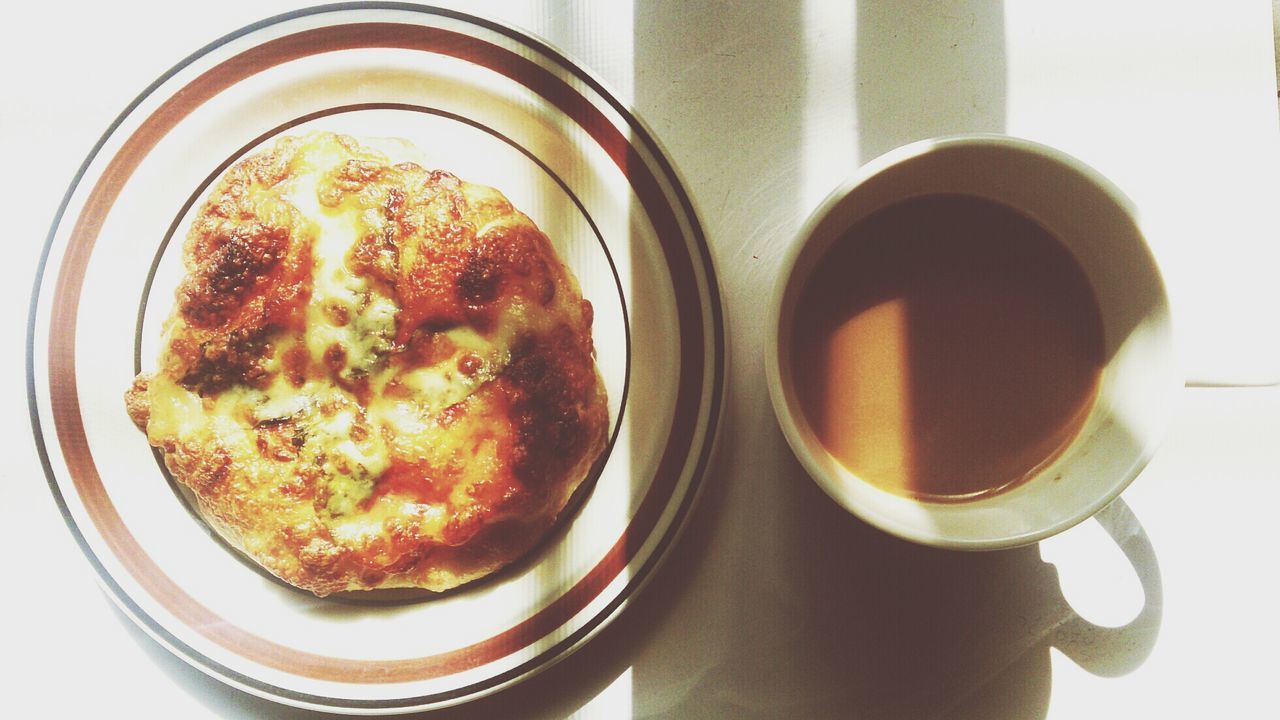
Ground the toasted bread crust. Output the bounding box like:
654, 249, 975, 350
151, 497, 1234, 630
128, 132, 607, 596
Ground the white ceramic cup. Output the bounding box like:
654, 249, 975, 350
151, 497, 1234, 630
766, 135, 1179, 550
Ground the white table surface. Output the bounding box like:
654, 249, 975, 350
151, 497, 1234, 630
4, 1, 1279, 717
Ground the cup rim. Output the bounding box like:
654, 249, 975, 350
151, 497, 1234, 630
765, 133, 1179, 550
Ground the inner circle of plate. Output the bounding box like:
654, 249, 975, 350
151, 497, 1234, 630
27, 3, 723, 714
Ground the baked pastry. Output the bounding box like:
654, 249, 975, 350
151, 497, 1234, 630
126, 132, 608, 596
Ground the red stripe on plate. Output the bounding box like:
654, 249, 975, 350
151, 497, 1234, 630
47, 21, 708, 685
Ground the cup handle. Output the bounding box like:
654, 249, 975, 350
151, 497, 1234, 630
1048, 498, 1162, 677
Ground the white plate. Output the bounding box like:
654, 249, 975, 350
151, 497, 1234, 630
28, 4, 723, 713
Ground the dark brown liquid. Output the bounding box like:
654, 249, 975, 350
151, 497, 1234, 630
791, 194, 1105, 502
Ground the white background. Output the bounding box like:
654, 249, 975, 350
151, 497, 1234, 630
4, 1, 1279, 717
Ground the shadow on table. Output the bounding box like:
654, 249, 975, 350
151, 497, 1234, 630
749, 450, 1162, 719
111, 424, 1162, 720
854, 0, 1008, 163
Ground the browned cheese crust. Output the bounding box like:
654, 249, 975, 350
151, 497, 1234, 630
126, 132, 608, 596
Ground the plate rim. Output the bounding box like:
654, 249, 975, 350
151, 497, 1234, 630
26, 2, 725, 714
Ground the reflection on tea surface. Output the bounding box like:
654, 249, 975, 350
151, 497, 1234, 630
791, 194, 1105, 501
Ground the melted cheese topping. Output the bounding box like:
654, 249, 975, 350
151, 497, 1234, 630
132, 132, 607, 596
